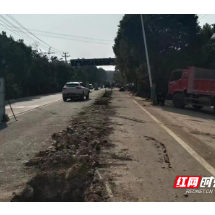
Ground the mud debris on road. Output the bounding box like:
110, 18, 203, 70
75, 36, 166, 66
12, 90, 114, 202
144, 136, 172, 169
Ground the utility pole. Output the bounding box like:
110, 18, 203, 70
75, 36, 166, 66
41, 47, 55, 56
32, 42, 39, 50
47, 47, 54, 55
62, 52, 70, 63
140, 14, 155, 101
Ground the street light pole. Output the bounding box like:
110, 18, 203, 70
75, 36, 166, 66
140, 14, 154, 100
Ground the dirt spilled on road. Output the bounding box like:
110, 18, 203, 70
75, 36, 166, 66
12, 90, 114, 202
144, 136, 172, 169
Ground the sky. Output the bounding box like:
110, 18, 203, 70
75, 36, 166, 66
0, 14, 214, 71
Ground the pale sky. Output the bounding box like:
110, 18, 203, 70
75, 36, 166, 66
0, 14, 214, 71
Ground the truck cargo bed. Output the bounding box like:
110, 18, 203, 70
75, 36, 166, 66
187, 67, 215, 96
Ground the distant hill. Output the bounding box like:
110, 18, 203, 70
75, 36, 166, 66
106, 70, 115, 82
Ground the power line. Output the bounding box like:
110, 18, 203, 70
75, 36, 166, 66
6, 14, 62, 53
2, 14, 40, 45
0, 15, 51, 52
0, 15, 49, 51
6, 14, 55, 52
198, 14, 204, 19
0, 15, 33, 44
0, 18, 113, 43
30, 32, 112, 45
0, 23, 29, 44
0, 18, 33, 45
0, 21, 63, 61
0, 24, 112, 45
21, 28, 113, 42
6, 15, 49, 48
0, 25, 62, 55
199, 14, 207, 20
2, 22, 112, 42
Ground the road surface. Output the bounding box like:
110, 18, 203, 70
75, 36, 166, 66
1, 89, 215, 202
0, 90, 103, 201
99, 90, 215, 202
6, 93, 63, 117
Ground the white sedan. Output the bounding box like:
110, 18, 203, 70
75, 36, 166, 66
62, 82, 90, 102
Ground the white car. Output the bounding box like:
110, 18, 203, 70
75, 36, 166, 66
62, 82, 90, 102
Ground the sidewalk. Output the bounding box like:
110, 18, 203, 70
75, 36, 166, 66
99, 90, 215, 201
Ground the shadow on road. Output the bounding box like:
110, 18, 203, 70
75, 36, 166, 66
65, 98, 92, 103
0, 122, 8, 131
155, 101, 215, 121
126, 90, 215, 121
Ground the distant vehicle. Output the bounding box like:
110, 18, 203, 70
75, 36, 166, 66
119, 87, 125, 91
94, 83, 99, 90
168, 67, 215, 110
89, 84, 94, 90
62, 82, 90, 102
105, 82, 111, 88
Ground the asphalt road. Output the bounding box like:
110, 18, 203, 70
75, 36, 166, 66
1, 89, 215, 202
0, 89, 104, 201
6, 93, 63, 117
99, 90, 215, 202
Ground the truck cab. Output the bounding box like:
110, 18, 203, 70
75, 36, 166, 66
168, 69, 189, 99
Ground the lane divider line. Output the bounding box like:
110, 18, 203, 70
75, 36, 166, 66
8, 99, 62, 117
8, 90, 102, 118
133, 99, 215, 176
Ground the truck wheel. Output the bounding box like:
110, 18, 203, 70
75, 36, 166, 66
192, 105, 203, 109
63, 97, 67, 102
173, 93, 185, 109
86, 93, 89, 100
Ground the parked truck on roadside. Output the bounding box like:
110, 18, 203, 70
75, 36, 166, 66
168, 67, 215, 111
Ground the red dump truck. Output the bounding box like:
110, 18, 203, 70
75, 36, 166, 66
168, 67, 215, 110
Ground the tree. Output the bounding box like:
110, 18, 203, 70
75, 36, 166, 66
0, 31, 108, 99
193, 23, 215, 69
113, 14, 200, 96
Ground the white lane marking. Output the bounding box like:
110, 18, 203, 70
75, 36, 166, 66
7, 99, 62, 117
133, 100, 215, 176
7, 90, 102, 117
6, 105, 39, 109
